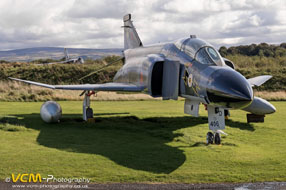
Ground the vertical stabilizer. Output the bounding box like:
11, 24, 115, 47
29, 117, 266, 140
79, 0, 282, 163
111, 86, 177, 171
123, 14, 143, 49
64, 48, 69, 61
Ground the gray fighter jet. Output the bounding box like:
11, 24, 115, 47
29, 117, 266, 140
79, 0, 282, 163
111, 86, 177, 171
9, 14, 276, 144
62, 48, 84, 64
41, 48, 84, 65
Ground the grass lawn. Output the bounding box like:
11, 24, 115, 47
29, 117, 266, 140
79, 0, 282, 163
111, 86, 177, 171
0, 100, 285, 183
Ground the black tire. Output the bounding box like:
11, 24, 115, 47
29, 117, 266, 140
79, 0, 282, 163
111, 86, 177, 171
206, 132, 214, 145
86, 107, 93, 119
214, 133, 221, 145
224, 110, 230, 117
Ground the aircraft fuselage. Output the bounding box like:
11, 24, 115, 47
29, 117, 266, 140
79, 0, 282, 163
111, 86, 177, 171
114, 37, 253, 110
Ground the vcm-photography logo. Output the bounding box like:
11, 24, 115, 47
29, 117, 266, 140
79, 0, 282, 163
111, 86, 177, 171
5, 173, 90, 183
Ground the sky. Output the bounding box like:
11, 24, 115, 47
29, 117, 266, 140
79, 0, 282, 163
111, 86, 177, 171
0, 0, 285, 50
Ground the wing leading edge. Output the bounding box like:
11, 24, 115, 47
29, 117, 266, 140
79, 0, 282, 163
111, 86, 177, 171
247, 75, 272, 87
9, 77, 145, 92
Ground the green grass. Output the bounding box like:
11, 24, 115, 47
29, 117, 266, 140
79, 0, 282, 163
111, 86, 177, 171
0, 101, 285, 183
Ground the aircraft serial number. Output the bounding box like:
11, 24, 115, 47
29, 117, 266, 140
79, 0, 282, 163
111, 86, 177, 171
210, 121, 220, 128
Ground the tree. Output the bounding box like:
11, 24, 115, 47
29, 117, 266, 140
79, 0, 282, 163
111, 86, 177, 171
219, 46, 228, 57
280, 43, 286, 49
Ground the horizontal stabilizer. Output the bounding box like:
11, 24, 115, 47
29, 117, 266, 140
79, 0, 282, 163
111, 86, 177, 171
9, 77, 145, 92
247, 75, 272, 87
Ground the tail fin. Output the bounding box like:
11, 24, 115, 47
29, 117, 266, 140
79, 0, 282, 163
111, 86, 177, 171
123, 14, 143, 49
64, 48, 69, 61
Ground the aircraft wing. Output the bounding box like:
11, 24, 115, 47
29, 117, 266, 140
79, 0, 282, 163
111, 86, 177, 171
35, 61, 64, 66
247, 75, 272, 87
9, 77, 145, 92
35, 60, 76, 65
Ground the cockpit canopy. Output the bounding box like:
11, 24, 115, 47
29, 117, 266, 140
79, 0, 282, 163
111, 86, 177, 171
175, 37, 225, 66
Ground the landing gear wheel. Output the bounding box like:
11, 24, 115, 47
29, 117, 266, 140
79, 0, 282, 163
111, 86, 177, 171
214, 133, 221, 145
86, 107, 93, 119
206, 132, 214, 145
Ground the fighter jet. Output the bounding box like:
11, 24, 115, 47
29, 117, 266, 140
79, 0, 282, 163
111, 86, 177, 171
9, 14, 276, 145
61, 48, 84, 64
40, 48, 84, 65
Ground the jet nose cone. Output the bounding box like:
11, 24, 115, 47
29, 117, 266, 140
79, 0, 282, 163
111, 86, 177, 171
207, 68, 253, 109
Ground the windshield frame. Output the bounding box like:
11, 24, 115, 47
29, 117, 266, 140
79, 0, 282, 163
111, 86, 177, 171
194, 46, 224, 66
174, 38, 225, 66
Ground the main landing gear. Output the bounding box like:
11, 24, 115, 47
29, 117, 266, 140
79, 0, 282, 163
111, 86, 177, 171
82, 91, 95, 121
206, 132, 221, 145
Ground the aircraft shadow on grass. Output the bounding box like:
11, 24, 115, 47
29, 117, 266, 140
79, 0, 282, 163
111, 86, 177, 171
0, 113, 254, 174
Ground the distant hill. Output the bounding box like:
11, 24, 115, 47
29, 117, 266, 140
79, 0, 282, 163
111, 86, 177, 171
0, 47, 123, 62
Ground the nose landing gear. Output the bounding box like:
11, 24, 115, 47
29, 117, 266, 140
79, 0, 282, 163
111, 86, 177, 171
206, 132, 214, 145
206, 132, 221, 145
214, 132, 221, 144
206, 105, 226, 145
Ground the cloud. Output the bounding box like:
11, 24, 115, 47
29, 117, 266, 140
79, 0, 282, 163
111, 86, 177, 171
65, 0, 135, 19
0, 0, 285, 50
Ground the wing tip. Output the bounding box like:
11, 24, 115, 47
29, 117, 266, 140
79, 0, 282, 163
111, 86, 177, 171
8, 77, 56, 89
